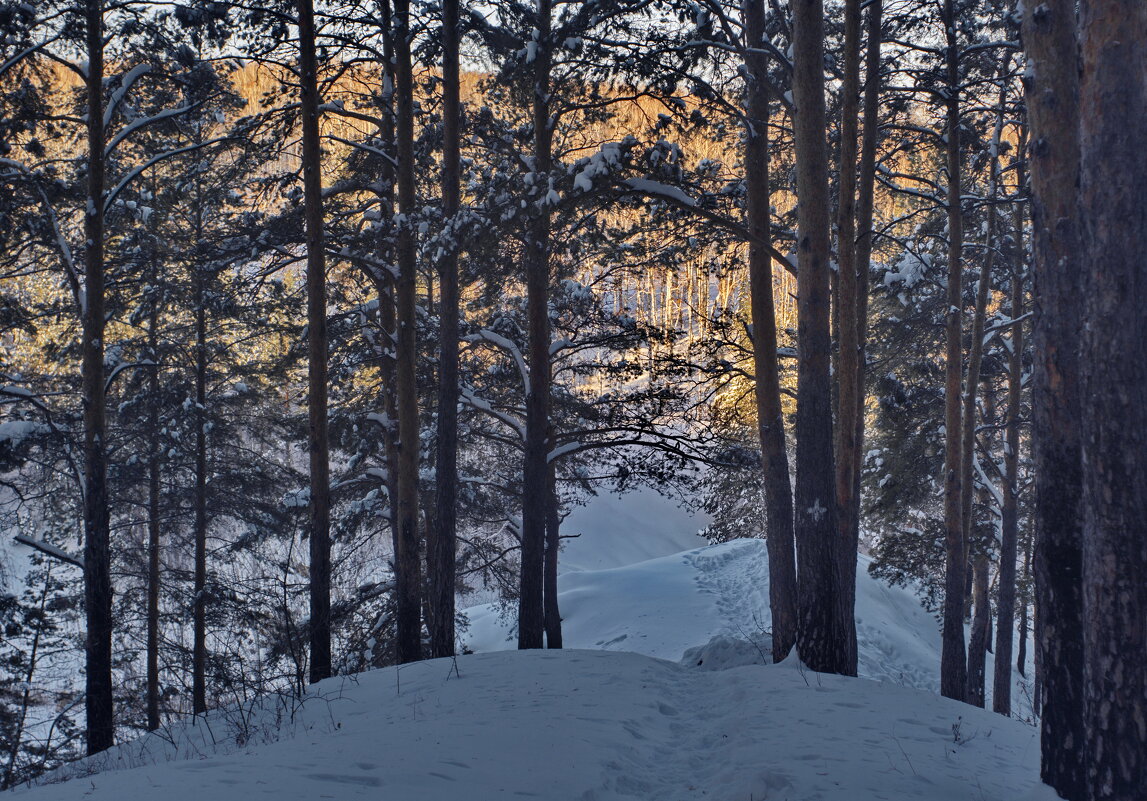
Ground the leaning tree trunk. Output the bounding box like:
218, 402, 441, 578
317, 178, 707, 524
743, 0, 797, 664
429, 0, 461, 661
790, 0, 844, 675
391, 0, 423, 664
297, 0, 332, 683
1078, 3, 1147, 799
938, 0, 967, 703
82, 0, 114, 756
1022, 0, 1085, 796
518, 0, 553, 651
992, 180, 1025, 717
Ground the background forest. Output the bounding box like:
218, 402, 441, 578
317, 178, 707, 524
0, 0, 1139, 799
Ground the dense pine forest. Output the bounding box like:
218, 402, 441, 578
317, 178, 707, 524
0, 0, 1142, 799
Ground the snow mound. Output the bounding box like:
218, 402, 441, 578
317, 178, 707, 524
16, 650, 1042, 801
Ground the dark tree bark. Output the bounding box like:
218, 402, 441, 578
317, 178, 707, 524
82, 0, 114, 756
832, 0, 882, 677
993, 188, 1025, 717
429, 0, 461, 661
1022, 0, 1085, 795
743, 0, 797, 664
790, 0, 844, 675
192, 199, 208, 714
543, 464, 561, 649
518, 0, 553, 651
832, 0, 863, 679
938, 0, 967, 703
297, 0, 332, 683
146, 295, 161, 731
966, 551, 990, 708
1078, 3, 1147, 798
392, 0, 423, 664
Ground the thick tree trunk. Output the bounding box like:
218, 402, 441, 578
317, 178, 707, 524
992, 193, 1025, 717
743, 0, 797, 664
790, 0, 844, 675
297, 0, 332, 683
518, 0, 553, 651
392, 0, 424, 664
1022, 0, 1085, 796
1078, 3, 1147, 798
966, 551, 990, 708
543, 465, 561, 649
82, 0, 113, 756
938, 0, 967, 703
429, 0, 461, 661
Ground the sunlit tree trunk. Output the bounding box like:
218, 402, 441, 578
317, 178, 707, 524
743, 0, 797, 663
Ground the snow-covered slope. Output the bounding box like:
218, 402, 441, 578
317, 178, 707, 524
12, 489, 1045, 800
466, 537, 1036, 719
15, 649, 1044, 801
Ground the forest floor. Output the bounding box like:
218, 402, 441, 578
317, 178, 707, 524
14, 490, 1053, 800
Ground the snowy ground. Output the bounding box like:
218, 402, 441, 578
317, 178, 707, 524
12, 489, 1047, 800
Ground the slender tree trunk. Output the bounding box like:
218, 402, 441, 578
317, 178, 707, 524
543, 464, 561, 648
743, 0, 797, 664
192, 202, 208, 714
297, 0, 332, 682
993, 189, 1025, 717
82, 0, 113, 756
966, 550, 990, 708
429, 0, 461, 661
518, 0, 553, 650
839, 0, 883, 675
392, 0, 423, 664
146, 299, 161, 730
1022, 0, 1085, 795
1078, 3, 1147, 798
791, 0, 843, 675
372, 10, 403, 665
938, 0, 967, 702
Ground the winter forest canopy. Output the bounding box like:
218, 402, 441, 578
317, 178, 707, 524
0, 0, 1143, 798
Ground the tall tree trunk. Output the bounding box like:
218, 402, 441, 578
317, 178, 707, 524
743, 0, 797, 664
841, 0, 884, 674
297, 0, 332, 683
790, 0, 843, 675
1078, 3, 1147, 798
938, 0, 967, 703
147, 296, 161, 730
429, 0, 461, 661
543, 464, 562, 648
518, 0, 553, 651
1022, 0, 1085, 795
192, 203, 208, 714
392, 0, 423, 664
993, 188, 1025, 717
82, 0, 113, 756
1016, 516, 1032, 679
